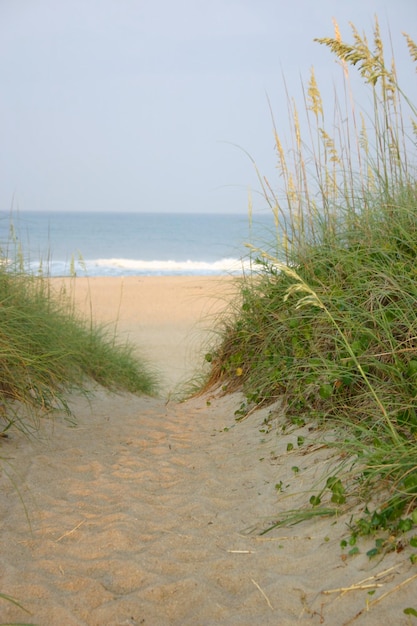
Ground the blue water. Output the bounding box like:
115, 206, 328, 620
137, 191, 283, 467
0, 211, 278, 276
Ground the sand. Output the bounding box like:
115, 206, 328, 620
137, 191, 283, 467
1, 276, 416, 626
50, 276, 237, 395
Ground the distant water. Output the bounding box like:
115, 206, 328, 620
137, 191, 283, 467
0, 211, 278, 277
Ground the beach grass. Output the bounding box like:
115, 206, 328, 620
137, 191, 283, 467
0, 244, 158, 437
204, 18, 417, 551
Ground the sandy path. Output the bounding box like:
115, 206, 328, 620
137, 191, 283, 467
1, 277, 416, 625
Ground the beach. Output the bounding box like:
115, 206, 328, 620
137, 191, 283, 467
49, 276, 238, 394
1, 276, 416, 625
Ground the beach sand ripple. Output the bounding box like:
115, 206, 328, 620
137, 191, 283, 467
1, 389, 416, 625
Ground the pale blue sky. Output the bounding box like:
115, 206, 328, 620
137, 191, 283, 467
1, 0, 416, 214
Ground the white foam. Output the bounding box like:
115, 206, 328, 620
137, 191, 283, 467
92, 257, 250, 273
27, 256, 254, 277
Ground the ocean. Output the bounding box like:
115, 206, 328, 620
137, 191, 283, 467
0, 211, 278, 277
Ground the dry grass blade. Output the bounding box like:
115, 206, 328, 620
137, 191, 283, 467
251, 578, 274, 610
368, 572, 417, 608
323, 583, 383, 595
55, 520, 85, 542
344, 572, 417, 624
323, 565, 398, 596
227, 549, 255, 554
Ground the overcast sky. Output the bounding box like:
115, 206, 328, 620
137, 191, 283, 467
1, 0, 416, 214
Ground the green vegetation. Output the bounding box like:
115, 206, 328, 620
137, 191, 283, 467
0, 247, 158, 437
204, 19, 417, 551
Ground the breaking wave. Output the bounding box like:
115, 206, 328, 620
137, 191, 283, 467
27, 257, 253, 277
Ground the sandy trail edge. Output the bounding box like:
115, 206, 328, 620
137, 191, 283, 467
1, 277, 416, 626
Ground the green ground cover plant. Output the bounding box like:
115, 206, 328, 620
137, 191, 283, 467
204, 18, 417, 553
0, 242, 158, 437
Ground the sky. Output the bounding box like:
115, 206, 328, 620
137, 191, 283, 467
0, 0, 416, 214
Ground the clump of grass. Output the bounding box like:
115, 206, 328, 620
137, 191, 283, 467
204, 18, 417, 552
0, 246, 158, 436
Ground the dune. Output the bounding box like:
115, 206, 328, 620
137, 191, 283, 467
0, 276, 416, 625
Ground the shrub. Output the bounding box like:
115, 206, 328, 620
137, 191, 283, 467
204, 18, 417, 546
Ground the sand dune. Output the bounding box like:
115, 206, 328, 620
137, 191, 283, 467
1, 277, 416, 625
